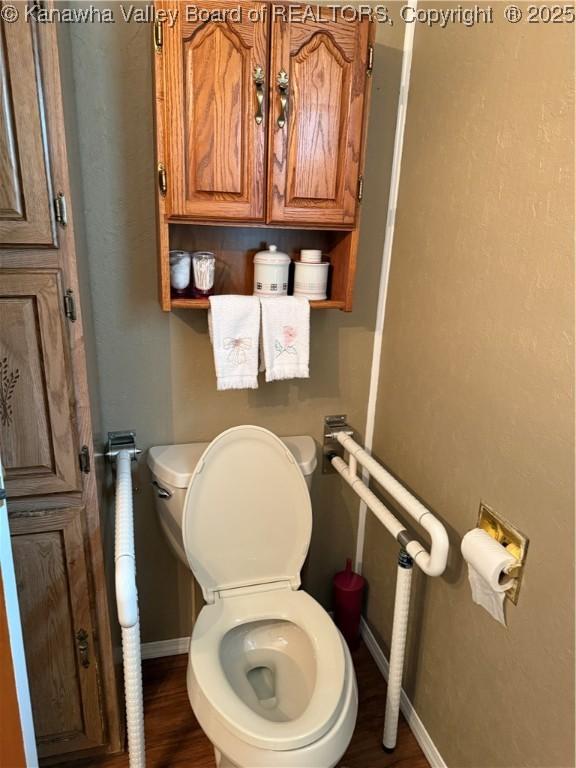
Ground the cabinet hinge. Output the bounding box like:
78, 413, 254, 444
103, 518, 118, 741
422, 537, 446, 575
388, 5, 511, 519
154, 20, 163, 52
79, 446, 91, 474
158, 163, 167, 197
357, 176, 365, 203
76, 628, 91, 666
64, 289, 77, 322
54, 192, 67, 227
28, 0, 46, 20
367, 44, 374, 77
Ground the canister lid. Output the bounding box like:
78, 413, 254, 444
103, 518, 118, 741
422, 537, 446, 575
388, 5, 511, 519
254, 244, 290, 265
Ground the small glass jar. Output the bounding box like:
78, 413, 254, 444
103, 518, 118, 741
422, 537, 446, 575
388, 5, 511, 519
169, 250, 191, 293
192, 251, 216, 296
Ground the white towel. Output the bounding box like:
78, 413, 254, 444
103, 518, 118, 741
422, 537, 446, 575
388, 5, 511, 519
260, 297, 310, 382
208, 296, 260, 390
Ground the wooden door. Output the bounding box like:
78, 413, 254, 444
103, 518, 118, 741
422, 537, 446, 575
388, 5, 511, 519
0, 271, 81, 498
0, 14, 56, 247
10, 507, 105, 757
163, 0, 269, 221
267, 11, 372, 227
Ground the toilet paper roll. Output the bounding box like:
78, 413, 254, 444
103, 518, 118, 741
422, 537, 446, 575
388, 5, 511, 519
461, 528, 516, 592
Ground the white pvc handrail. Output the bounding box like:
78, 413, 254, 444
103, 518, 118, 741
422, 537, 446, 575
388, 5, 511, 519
333, 432, 449, 577
114, 450, 145, 768
330, 432, 449, 752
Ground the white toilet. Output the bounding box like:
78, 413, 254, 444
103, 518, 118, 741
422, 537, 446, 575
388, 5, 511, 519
148, 426, 358, 768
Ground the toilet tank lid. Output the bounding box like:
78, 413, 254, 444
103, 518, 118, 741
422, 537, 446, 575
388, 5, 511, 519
148, 435, 316, 489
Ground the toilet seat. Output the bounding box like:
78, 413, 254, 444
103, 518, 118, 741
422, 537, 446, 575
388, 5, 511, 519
190, 587, 346, 752
182, 426, 312, 603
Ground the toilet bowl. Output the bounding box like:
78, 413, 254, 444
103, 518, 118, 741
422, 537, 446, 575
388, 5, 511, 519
148, 426, 358, 768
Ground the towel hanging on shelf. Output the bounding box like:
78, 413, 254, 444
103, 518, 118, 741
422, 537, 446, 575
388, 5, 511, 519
208, 295, 260, 390
260, 296, 310, 382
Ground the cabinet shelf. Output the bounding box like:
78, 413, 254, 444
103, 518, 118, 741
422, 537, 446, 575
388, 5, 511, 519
160, 223, 358, 312
171, 297, 347, 311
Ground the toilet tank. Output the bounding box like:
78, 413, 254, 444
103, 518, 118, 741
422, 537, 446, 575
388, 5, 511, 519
147, 435, 317, 567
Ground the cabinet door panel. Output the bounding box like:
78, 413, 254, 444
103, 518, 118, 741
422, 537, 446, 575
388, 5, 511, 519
268, 13, 371, 226
0, 16, 55, 247
0, 272, 80, 497
164, 1, 268, 220
10, 508, 104, 757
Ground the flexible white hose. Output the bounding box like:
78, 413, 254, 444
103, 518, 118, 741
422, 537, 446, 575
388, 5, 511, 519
383, 559, 413, 750
115, 451, 145, 767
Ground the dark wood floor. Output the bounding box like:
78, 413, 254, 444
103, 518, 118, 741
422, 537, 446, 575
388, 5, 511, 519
66, 643, 428, 767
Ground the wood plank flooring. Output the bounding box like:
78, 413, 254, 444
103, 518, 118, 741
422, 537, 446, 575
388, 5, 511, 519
61, 643, 428, 767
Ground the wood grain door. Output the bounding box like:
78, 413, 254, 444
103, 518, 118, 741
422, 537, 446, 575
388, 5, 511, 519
0, 271, 81, 498
267, 11, 371, 227
163, 0, 269, 221
9, 507, 104, 757
0, 13, 56, 247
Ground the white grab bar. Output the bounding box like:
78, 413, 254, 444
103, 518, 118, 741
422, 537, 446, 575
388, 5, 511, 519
333, 433, 449, 576
114, 450, 145, 768
330, 432, 449, 752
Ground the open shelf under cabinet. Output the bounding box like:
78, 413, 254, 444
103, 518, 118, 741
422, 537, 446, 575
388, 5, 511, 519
162, 223, 358, 312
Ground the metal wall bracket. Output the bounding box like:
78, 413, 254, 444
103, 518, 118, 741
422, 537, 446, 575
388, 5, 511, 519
106, 431, 141, 464
477, 502, 529, 606
323, 415, 354, 473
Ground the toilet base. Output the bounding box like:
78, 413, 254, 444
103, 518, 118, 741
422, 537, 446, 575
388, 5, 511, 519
214, 748, 237, 768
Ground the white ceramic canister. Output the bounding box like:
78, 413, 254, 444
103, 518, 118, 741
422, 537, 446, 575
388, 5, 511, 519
253, 244, 290, 297
294, 260, 330, 301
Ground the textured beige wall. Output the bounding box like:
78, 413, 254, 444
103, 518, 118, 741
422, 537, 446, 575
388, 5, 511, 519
364, 6, 575, 768
60, 6, 403, 642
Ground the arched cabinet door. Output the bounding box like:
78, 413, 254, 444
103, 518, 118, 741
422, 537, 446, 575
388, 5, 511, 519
267, 12, 372, 227
163, 1, 269, 221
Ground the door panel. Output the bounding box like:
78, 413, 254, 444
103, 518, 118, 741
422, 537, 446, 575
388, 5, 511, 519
164, 1, 268, 220
268, 12, 371, 226
10, 508, 104, 756
0, 14, 55, 246
0, 272, 80, 497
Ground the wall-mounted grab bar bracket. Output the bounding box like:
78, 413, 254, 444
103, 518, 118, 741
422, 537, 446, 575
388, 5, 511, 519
323, 415, 354, 473
106, 431, 142, 464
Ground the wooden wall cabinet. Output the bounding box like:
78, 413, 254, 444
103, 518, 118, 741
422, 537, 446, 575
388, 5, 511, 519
154, 1, 374, 311
0, 10, 121, 763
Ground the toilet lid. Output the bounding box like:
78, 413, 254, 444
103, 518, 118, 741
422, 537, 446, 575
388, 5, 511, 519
182, 426, 312, 601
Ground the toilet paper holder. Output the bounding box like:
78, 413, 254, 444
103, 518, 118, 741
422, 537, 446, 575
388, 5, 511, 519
477, 502, 529, 605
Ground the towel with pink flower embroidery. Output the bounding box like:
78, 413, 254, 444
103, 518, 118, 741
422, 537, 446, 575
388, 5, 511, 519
260, 297, 310, 382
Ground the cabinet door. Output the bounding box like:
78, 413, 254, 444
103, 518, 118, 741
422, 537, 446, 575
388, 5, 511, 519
0, 272, 81, 498
0, 15, 56, 247
10, 508, 105, 757
268, 12, 371, 227
164, 1, 269, 221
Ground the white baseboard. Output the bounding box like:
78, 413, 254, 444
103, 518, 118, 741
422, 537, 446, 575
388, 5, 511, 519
360, 618, 447, 768
140, 635, 190, 660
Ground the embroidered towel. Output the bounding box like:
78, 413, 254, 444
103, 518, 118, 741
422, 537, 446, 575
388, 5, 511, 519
260, 297, 310, 382
208, 295, 260, 390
